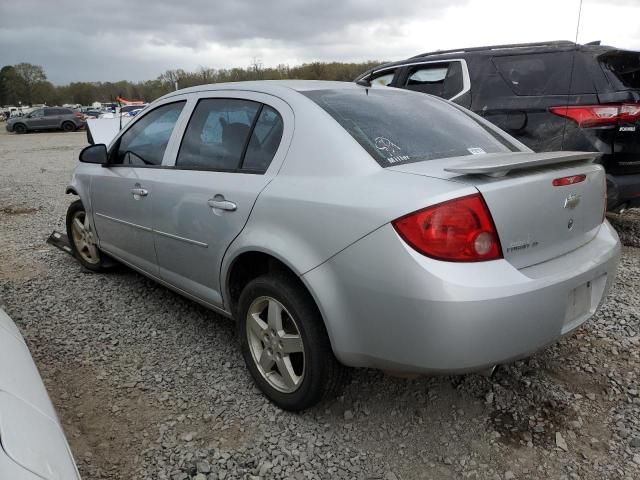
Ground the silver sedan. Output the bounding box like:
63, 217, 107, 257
66, 81, 620, 410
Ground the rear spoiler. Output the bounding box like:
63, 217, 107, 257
444, 151, 600, 177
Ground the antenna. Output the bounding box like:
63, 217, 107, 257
117, 94, 123, 131
560, 0, 583, 150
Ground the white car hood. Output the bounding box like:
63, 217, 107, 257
0, 309, 81, 480
86, 117, 133, 146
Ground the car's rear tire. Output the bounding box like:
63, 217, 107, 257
66, 199, 111, 272
13, 123, 27, 134
237, 274, 349, 411
62, 121, 76, 132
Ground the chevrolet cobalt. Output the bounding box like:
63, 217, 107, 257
65, 81, 620, 410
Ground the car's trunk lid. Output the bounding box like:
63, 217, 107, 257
388, 151, 606, 269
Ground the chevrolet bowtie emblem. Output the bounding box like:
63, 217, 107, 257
563, 194, 581, 210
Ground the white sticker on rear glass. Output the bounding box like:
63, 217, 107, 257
467, 147, 486, 155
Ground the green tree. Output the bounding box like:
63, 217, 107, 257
0, 65, 19, 106
12, 63, 48, 105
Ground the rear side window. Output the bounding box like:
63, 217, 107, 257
493, 52, 572, 95
113, 101, 185, 166
243, 106, 284, 172
599, 50, 640, 89
404, 62, 464, 99
45, 109, 57, 116
177, 98, 260, 171
303, 89, 514, 167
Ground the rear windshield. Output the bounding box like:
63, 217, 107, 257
303, 89, 514, 167
599, 50, 640, 90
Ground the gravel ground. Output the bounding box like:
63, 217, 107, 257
1, 128, 639, 480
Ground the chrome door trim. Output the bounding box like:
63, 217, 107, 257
96, 212, 209, 247
369, 58, 471, 102
154, 229, 209, 248
95, 212, 152, 232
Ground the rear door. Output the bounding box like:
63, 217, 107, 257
473, 51, 580, 152
91, 100, 187, 274
43, 108, 61, 128
151, 91, 292, 307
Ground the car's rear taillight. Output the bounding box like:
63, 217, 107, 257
549, 103, 640, 128
392, 193, 502, 262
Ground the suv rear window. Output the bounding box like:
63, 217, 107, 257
599, 50, 640, 90
493, 52, 573, 95
303, 89, 514, 167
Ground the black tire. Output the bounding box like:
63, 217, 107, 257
13, 123, 27, 134
62, 121, 76, 132
237, 273, 349, 411
66, 199, 111, 272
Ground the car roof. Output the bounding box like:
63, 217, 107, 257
357, 40, 622, 79
160, 80, 362, 102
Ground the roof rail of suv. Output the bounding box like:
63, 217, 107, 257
410, 40, 576, 59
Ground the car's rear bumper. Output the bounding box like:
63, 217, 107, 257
0, 309, 81, 480
607, 172, 640, 210
304, 221, 620, 373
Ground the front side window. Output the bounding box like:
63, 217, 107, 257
370, 70, 396, 87
303, 89, 515, 167
177, 98, 260, 170
112, 101, 185, 166
29, 109, 44, 118
404, 62, 464, 99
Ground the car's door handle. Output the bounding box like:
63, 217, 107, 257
207, 198, 237, 211
130, 187, 148, 197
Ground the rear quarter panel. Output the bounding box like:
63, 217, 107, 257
221, 96, 476, 303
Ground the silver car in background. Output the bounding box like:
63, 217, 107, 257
0, 308, 81, 479
65, 81, 620, 410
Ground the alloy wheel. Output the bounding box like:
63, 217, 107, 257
246, 296, 305, 393
70, 210, 100, 265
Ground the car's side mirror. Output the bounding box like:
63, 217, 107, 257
79, 144, 108, 165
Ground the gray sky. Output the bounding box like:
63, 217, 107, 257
1, 0, 639, 85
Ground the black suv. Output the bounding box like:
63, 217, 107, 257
356, 41, 640, 212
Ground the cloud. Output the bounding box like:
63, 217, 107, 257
0, 0, 638, 84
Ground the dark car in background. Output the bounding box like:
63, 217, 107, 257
356, 41, 640, 212
5, 107, 86, 134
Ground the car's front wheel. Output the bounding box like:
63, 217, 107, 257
238, 274, 349, 411
13, 123, 27, 134
66, 199, 110, 272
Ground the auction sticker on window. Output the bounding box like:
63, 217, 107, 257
467, 147, 487, 155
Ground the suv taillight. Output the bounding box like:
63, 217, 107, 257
73, 112, 83, 118
549, 103, 640, 128
392, 194, 502, 262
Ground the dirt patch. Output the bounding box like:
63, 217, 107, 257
0, 255, 46, 280
0, 205, 39, 215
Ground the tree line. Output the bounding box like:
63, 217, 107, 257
0, 60, 383, 107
